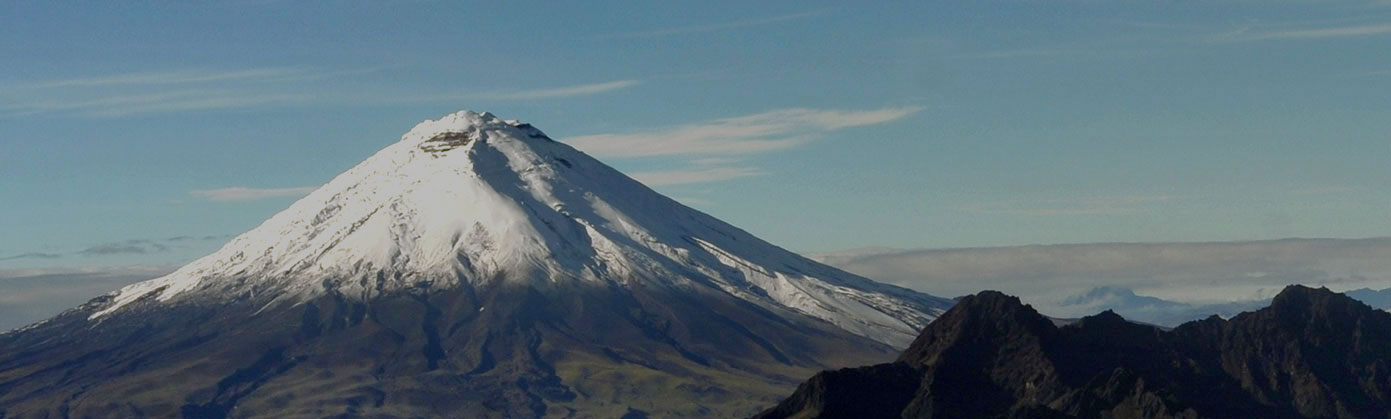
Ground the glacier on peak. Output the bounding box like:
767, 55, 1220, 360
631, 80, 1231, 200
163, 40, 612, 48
90, 110, 948, 347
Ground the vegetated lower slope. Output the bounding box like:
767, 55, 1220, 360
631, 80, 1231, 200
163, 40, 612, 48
758, 285, 1391, 419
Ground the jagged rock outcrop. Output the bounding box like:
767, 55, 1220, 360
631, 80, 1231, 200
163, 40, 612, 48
757, 285, 1391, 419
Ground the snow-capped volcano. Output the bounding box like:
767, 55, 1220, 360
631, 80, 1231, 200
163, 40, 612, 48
2, 111, 950, 418
95, 110, 943, 346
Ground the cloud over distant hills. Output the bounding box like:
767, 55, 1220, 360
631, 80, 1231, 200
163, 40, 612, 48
1053, 286, 1267, 327
0, 266, 173, 332
811, 237, 1391, 322
8, 237, 1389, 333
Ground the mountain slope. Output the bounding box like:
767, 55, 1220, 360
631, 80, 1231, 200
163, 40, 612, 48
0, 111, 950, 418
757, 285, 1391, 419
92, 111, 942, 347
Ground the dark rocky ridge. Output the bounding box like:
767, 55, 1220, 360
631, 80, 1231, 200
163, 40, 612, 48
757, 285, 1391, 419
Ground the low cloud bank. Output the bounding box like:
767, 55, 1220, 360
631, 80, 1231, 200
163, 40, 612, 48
1052, 286, 1267, 327
7, 238, 1389, 332
0, 267, 172, 332
811, 238, 1391, 323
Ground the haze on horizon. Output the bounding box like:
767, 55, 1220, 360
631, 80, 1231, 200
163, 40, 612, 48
3, 1, 1390, 329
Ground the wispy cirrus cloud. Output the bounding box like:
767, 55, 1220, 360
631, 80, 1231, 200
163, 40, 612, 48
596, 10, 823, 40
2, 65, 637, 117
568, 106, 920, 186
0, 236, 229, 264
0, 265, 175, 280
165, 235, 227, 242
567, 106, 921, 158
956, 195, 1179, 216
77, 240, 170, 256
1215, 22, 1391, 42
630, 166, 768, 186
0, 252, 64, 262
348, 79, 644, 105
479, 80, 642, 100
190, 186, 317, 202
7, 89, 312, 117
1289, 186, 1361, 196
1, 67, 323, 117
7, 67, 310, 89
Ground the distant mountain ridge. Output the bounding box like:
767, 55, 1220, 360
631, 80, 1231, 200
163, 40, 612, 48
758, 285, 1391, 418
1055, 286, 1267, 327
807, 239, 1391, 318
1345, 287, 1391, 310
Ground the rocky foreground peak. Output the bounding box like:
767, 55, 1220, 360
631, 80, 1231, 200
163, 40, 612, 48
759, 284, 1391, 419
1265, 284, 1375, 322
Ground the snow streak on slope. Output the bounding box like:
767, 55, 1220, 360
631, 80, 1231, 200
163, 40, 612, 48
92, 111, 948, 347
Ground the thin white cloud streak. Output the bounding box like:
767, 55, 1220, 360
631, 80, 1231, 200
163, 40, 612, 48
7, 90, 203, 113
7, 67, 309, 89
956, 195, 1179, 216
596, 10, 823, 39
77, 240, 169, 256
380, 80, 643, 104
92, 92, 309, 117
4, 90, 313, 118
190, 186, 317, 202
965, 48, 1080, 60
0, 265, 175, 280
1, 236, 229, 264
1217, 23, 1391, 42
0, 253, 63, 261
3, 77, 630, 117
689, 157, 741, 166
566, 106, 922, 158
477, 80, 642, 100
0, 67, 384, 117
1289, 186, 1361, 196
630, 166, 768, 186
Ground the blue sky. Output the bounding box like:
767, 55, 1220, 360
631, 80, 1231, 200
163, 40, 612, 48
3, 0, 1390, 272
